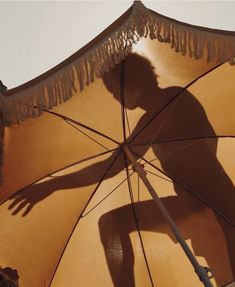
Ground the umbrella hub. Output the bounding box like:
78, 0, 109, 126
122, 144, 146, 175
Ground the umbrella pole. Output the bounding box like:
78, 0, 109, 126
123, 144, 214, 287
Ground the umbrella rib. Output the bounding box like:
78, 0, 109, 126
48, 148, 122, 286
44, 109, 120, 145
64, 118, 112, 151
124, 157, 155, 287
120, 51, 131, 139
81, 170, 134, 217
125, 106, 131, 137
119, 59, 132, 139
138, 153, 235, 228
137, 173, 140, 203
49, 149, 117, 176
120, 60, 127, 142
129, 61, 226, 144
145, 169, 174, 184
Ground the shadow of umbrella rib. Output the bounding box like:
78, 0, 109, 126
137, 153, 235, 228
48, 148, 123, 286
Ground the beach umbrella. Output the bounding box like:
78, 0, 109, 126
0, 1, 235, 286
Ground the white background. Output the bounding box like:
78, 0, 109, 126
0, 1, 235, 89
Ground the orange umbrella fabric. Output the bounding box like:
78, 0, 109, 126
0, 2, 235, 286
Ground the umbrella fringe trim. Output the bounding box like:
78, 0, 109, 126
1, 1, 235, 126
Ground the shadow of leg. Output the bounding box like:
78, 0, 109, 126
99, 210, 135, 287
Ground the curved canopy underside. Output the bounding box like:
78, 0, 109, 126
0, 1, 235, 287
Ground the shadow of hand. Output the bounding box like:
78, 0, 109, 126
7, 180, 56, 216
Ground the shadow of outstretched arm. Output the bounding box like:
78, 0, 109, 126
7, 149, 124, 216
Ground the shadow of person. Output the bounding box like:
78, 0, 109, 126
99, 53, 235, 286
6, 53, 235, 286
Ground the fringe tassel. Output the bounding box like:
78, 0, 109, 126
1, 1, 235, 126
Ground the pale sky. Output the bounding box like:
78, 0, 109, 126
0, 1, 235, 89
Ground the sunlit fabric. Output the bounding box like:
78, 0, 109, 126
0, 1, 235, 287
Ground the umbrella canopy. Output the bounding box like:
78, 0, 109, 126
0, 1, 235, 286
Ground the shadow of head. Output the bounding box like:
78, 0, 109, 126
102, 53, 159, 110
